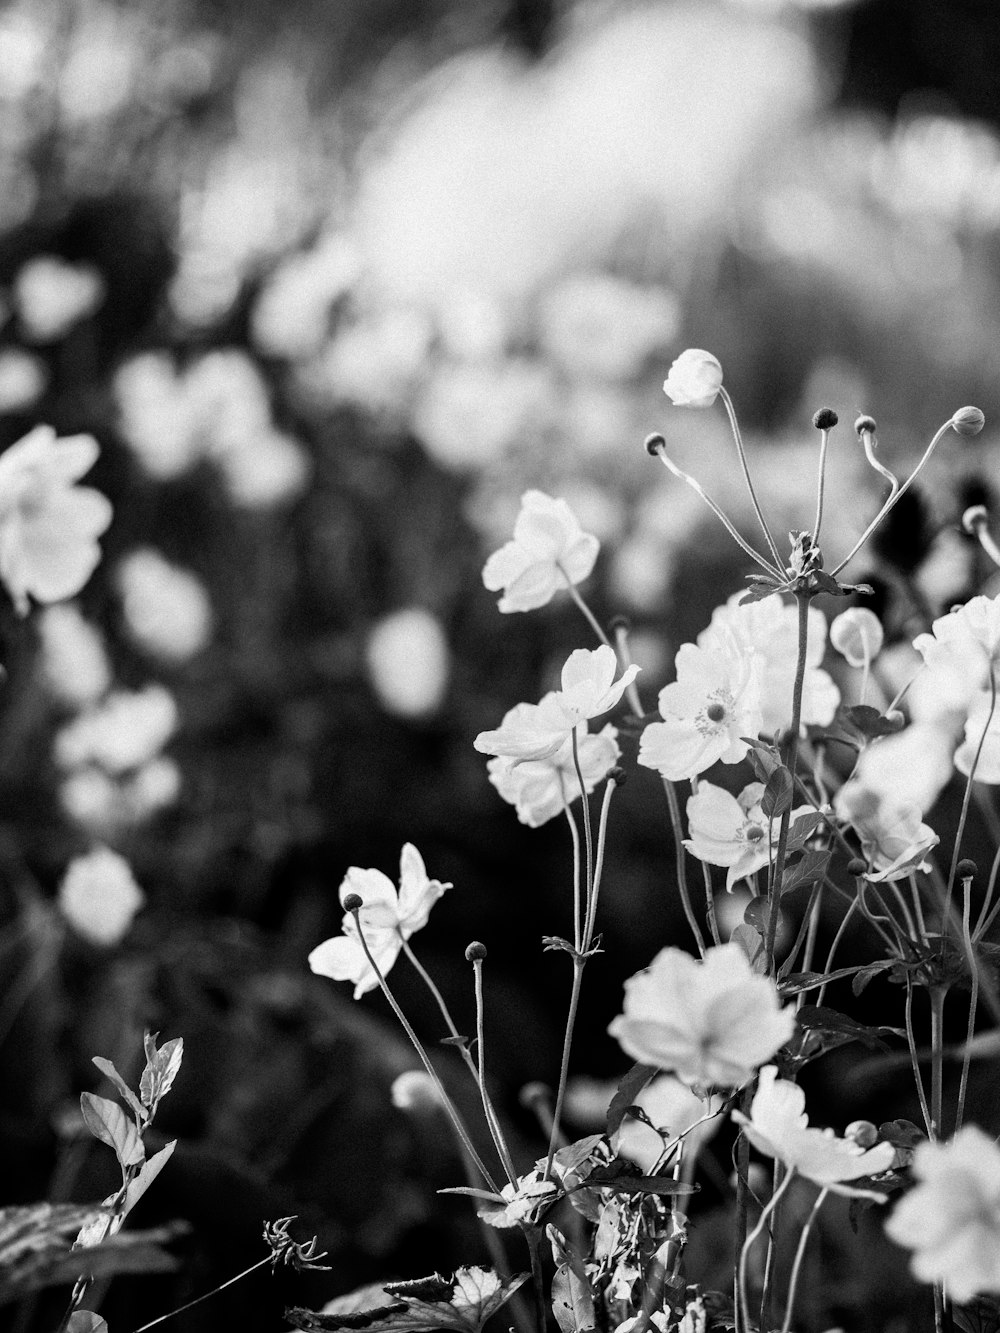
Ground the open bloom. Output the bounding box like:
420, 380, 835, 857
608, 943, 795, 1088
482, 490, 599, 613
487, 721, 619, 826
954, 689, 1000, 783
663, 349, 723, 408
699, 594, 839, 735
885, 1124, 1000, 1303
58, 846, 145, 947
684, 782, 811, 891
308, 844, 451, 998
913, 595, 1000, 699
638, 641, 762, 781
830, 607, 884, 669
0, 427, 113, 614
835, 785, 938, 882
733, 1066, 894, 1199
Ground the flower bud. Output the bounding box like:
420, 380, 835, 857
845, 1119, 879, 1149
963, 505, 989, 535
884, 709, 906, 732
830, 607, 884, 669
854, 415, 877, 436
812, 407, 838, 430
957, 858, 978, 880
609, 614, 631, 632
519, 1081, 552, 1110
342, 892, 364, 912
951, 406, 985, 438
846, 857, 868, 878
391, 1070, 441, 1113
465, 940, 487, 962
644, 432, 666, 456
662, 349, 723, 409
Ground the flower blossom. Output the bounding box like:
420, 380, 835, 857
885, 1124, 1000, 1303
0, 427, 113, 615
835, 785, 938, 882
608, 943, 795, 1088
698, 594, 839, 735
913, 595, 1000, 699
58, 845, 145, 947
638, 641, 762, 782
613, 1074, 723, 1173
487, 720, 619, 827
662, 349, 723, 408
732, 1066, 894, 1199
54, 685, 178, 775
482, 490, 599, 613
684, 782, 811, 891
954, 689, 1000, 783
308, 844, 451, 998
829, 607, 884, 669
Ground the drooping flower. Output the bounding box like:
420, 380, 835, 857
58, 846, 145, 947
829, 607, 885, 669
482, 490, 599, 613
487, 721, 619, 827
835, 785, 938, 882
698, 594, 839, 735
308, 844, 451, 998
608, 943, 795, 1088
885, 1124, 1000, 1303
662, 349, 723, 408
913, 595, 1000, 696
0, 427, 113, 614
732, 1066, 894, 1199
954, 689, 1000, 783
638, 641, 762, 782
684, 782, 811, 891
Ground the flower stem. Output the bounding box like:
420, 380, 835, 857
559, 570, 611, 649
719, 385, 784, 571
780, 1187, 828, 1333
904, 978, 934, 1139
663, 778, 706, 957
945, 670, 997, 922
737, 1169, 796, 1333
129, 1258, 271, 1333
929, 985, 947, 1138
543, 957, 584, 1182
472, 958, 518, 1186
812, 427, 831, 545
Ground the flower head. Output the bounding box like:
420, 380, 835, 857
663, 349, 723, 409
58, 845, 145, 947
613, 1074, 723, 1172
732, 1066, 894, 1198
684, 781, 811, 891
638, 641, 762, 782
0, 427, 113, 614
835, 785, 938, 882
608, 943, 795, 1088
913, 595, 1000, 695
487, 721, 619, 826
482, 490, 599, 613
308, 844, 451, 998
829, 607, 885, 669
885, 1124, 1000, 1303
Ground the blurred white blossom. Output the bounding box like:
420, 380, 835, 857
684, 781, 810, 891
836, 785, 938, 882
537, 273, 679, 381
365, 607, 450, 719
0, 348, 46, 411
829, 607, 884, 669
37, 603, 112, 707
954, 691, 1000, 783
613, 1075, 723, 1172
117, 548, 213, 663
58, 845, 144, 947
482, 490, 599, 613
251, 233, 359, 360
60, 757, 180, 833
55, 684, 178, 775
487, 721, 619, 826
14, 257, 105, 342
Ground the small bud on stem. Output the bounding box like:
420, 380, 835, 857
812, 407, 838, 430
957, 858, 978, 880
644, 432, 666, 457
465, 941, 488, 962
342, 892, 364, 913
847, 857, 868, 878
951, 406, 985, 438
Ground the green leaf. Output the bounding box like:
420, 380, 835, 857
851, 959, 895, 996
761, 766, 793, 819
548, 1227, 595, 1333
843, 705, 903, 739
797, 1005, 903, 1052
583, 1163, 697, 1197
742, 740, 783, 783
68, 1313, 109, 1333
80, 1094, 145, 1169
92, 1057, 147, 1125
786, 811, 827, 853
122, 1140, 177, 1218
730, 924, 766, 973
606, 1063, 657, 1136
810, 569, 848, 597
139, 1036, 183, 1111
286, 1267, 529, 1333
779, 848, 831, 896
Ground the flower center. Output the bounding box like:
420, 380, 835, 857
706, 702, 726, 723
744, 824, 765, 844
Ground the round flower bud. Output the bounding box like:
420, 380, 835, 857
663, 349, 723, 409
644, 432, 666, 456
846, 857, 868, 878
812, 407, 838, 430
854, 415, 877, 436
519, 1081, 552, 1110
342, 892, 364, 913
845, 1119, 879, 1149
391, 1070, 442, 1113
830, 607, 884, 669
884, 709, 906, 732
962, 505, 989, 535
951, 406, 985, 438
609, 614, 631, 632
957, 858, 978, 880
465, 940, 487, 962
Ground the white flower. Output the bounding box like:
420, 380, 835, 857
662, 349, 723, 408
638, 642, 762, 781
308, 844, 451, 998
684, 782, 811, 891
59, 758, 180, 833
847, 722, 954, 815
913, 595, 1000, 694
482, 490, 599, 613
488, 722, 619, 827
58, 846, 144, 947
885, 1124, 1000, 1303
365, 608, 450, 718
36, 603, 111, 707
613, 1074, 723, 1172
14, 256, 105, 342
0, 349, 47, 411
954, 690, 1000, 783
699, 594, 839, 735
55, 685, 178, 775
117, 548, 213, 663
0, 427, 113, 614
474, 692, 578, 765
537, 273, 679, 382
732, 1066, 894, 1198
608, 943, 795, 1088
213, 428, 311, 509
835, 785, 938, 882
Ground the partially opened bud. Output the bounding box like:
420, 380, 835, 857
963, 505, 989, 535
951, 406, 985, 438
663, 349, 723, 409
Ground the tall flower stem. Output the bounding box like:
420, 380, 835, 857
904, 978, 934, 1139
945, 671, 997, 920
544, 957, 584, 1183
780, 1187, 828, 1333
663, 779, 706, 957
929, 985, 947, 1138
812, 426, 831, 545
471, 954, 519, 1186
737, 1168, 796, 1333
719, 386, 783, 571
560, 570, 612, 649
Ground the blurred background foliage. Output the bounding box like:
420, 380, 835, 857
2, 0, 1000, 1329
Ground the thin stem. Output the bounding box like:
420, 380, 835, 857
815, 898, 860, 1008
929, 986, 947, 1139
571, 729, 594, 913
562, 795, 583, 952
719, 385, 784, 571
612, 618, 647, 720
905, 979, 934, 1139
543, 958, 584, 1182
812, 428, 831, 545
472, 960, 518, 1187
738, 1169, 796, 1333
946, 671, 997, 921
663, 778, 706, 957
129, 1258, 271, 1333
781, 1187, 829, 1333
957, 875, 979, 1132
559, 569, 611, 649
583, 776, 617, 948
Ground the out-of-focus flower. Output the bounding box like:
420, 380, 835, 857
308, 844, 451, 998
829, 607, 884, 669
36, 603, 111, 707
482, 490, 599, 613
638, 641, 762, 781
885, 1124, 1000, 1303
113, 353, 199, 480
59, 757, 181, 833
663, 349, 723, 408
848, 722, 954, 815
733, 1066, 894, 1198
699, 595, 839, 734
55, 685, 178, 775
613, 1074, 723, 1172
0, 427, 112, 614
955, 690, 1000, 783
117, 548, 213, 663
684, 781, 811, 891
537, 273, 679, 382
0, 349, 47, 411
365, 607, 450, 719
250, 233, 359, 360
58, 845, 144, 947
14, 256, 105, 342
835, 785, 938, 882
307, 307, 434, 416
390, 1070, 442, 1113
915, 530, 975, 614
608, 943, 795, 1088
913, 595, 1000, 695
213, 428, 311, 509
487, 721, 619, 826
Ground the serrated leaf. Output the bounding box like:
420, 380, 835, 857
139, 1036, 183, 1110
761, 766, 793, 819
92, 1057, 147, 1125
548, 1227, 595, 1333
67, 1313, 108, 1333
287, 1267, 529, 1333
739, 584, 780, 606
606, 1063, 657, 1136
80, 1094, 144, 1169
